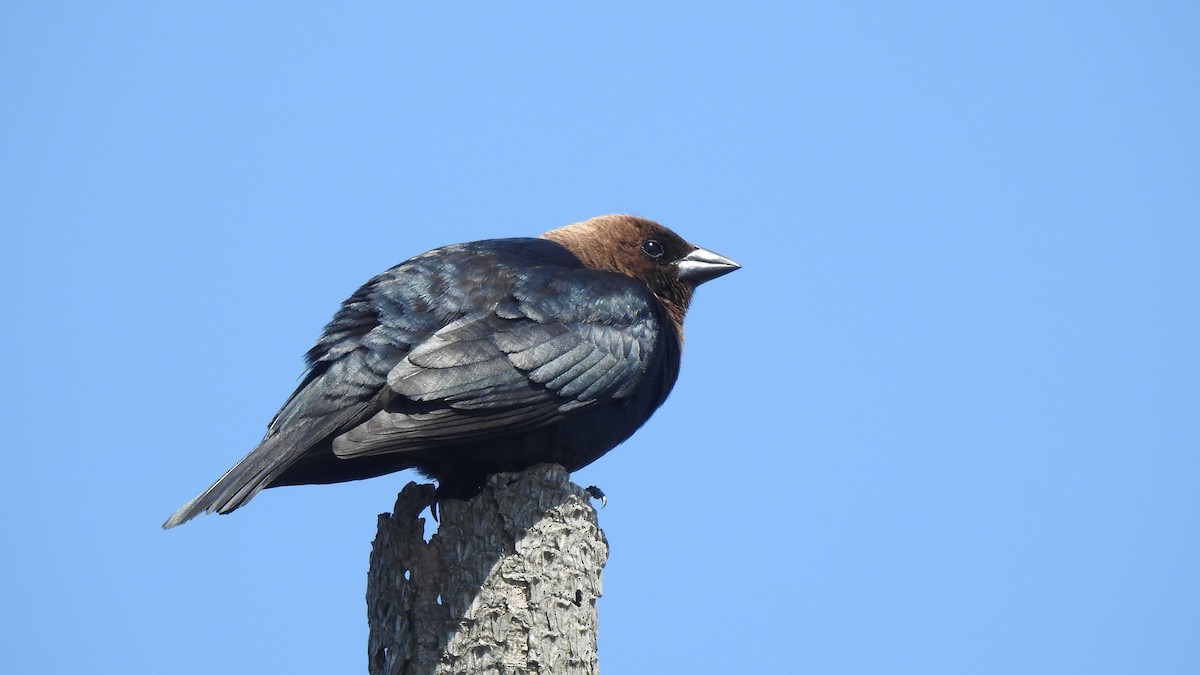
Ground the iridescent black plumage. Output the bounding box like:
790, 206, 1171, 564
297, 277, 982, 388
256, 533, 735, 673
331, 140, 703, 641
164, 215, 737, 528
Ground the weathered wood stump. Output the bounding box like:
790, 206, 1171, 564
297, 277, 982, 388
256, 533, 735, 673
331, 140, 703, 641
367, 464, 608, 675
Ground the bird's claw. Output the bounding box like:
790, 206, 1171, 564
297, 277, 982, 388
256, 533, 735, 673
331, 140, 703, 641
585, 485, 607, 508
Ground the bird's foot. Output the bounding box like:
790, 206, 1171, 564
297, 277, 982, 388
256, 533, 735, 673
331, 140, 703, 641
585, 485, 607, 508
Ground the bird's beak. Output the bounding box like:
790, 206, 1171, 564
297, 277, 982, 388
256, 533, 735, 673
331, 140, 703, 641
675, 246, 740, 284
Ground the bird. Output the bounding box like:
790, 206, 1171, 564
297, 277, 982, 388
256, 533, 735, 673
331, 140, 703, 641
163, 214, 739, 528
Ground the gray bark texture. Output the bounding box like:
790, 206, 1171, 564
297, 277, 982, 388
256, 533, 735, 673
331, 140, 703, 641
367, 464, 608, 675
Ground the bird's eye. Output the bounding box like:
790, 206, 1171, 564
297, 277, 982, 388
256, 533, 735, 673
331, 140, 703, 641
641, 239, 665, 259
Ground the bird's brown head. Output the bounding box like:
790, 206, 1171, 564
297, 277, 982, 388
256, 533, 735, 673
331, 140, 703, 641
540, 214, 739, 331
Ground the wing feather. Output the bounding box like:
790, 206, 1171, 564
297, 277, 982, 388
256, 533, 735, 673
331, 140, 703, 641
332, 270, 661, 460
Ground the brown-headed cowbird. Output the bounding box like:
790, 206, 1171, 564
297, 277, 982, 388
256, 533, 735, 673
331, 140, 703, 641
163, 215, 738, 528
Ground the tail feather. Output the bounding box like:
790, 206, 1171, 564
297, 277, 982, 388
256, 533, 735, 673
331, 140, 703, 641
161, 436, 301, 528
163, 360, 380, 528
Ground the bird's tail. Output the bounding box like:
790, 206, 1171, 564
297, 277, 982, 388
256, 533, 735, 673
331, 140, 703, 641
161, 437, 294, 528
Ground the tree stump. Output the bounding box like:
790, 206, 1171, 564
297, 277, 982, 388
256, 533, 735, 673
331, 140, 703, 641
367, 464, 608, 675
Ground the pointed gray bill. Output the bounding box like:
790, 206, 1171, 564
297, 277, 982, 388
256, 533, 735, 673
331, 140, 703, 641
675, 247, 741, 284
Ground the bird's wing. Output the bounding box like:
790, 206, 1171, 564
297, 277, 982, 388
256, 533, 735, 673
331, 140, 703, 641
162, 253, 457, 528
330, 270, 663, 459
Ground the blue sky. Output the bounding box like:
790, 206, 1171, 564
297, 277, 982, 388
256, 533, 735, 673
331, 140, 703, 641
3, 2, 1197, 673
